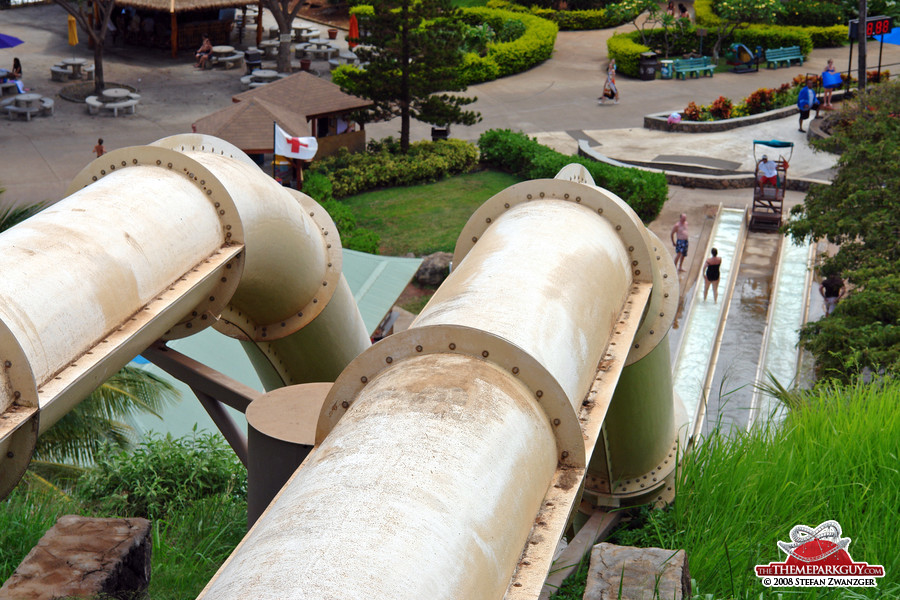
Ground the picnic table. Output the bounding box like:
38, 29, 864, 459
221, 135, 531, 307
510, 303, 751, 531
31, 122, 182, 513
212, 45, 235, 57
14, 93, 41, 108
3, 93, 52, 120
259, 39, 280, 59
61, 58, 88, 78
296, 39, 338, 60
250, 69, 279, 83
291, 24, 319, 42
86, 89, 140, 117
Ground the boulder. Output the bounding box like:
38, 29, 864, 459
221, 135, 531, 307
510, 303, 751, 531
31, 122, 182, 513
415, 252, 452, 287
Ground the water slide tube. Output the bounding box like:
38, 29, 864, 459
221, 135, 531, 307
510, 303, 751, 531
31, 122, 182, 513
0, 134, 370, 498
198, 165, 687, 599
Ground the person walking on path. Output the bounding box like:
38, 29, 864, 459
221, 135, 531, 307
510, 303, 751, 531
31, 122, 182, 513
94, 138, 105, 158
671, 213, 689, 272
820, 271, 845, 316
599, 58, 618, 104
797, 77, 820, 132
703, 248, 722, 302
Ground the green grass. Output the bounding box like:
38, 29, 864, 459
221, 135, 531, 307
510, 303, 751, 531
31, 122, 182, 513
584, 378, 900, 599
340, 170, 523, 256
452, 0, 489, 7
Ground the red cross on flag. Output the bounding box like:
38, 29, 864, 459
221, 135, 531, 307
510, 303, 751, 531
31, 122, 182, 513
274, 123, 318, 160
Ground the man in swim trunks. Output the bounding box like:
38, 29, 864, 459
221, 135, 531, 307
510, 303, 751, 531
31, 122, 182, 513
757, 154, 777, 187
671, 213, 689, 272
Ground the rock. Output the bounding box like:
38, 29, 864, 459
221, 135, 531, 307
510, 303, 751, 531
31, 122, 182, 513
583, 543, 690, 600
0, 515, 152, 600
414, 252, 452, 287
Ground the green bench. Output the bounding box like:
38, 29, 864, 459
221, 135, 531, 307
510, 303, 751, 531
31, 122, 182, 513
765, 46, 804, 69
672, 56, 715, 79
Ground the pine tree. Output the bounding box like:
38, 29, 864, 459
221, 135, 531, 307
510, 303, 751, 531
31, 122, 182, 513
341, 0, 481, 152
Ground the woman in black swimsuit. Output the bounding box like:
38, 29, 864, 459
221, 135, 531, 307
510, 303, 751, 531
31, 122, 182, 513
703, 248, 722, 302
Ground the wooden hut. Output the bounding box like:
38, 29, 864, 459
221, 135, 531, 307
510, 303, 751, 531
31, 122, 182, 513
113, 0, 260, 57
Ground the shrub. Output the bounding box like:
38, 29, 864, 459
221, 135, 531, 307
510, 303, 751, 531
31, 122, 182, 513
743, 87, 777, 114
459, 7, 558, 83
76, 432, 247, 520
477, 129, 668, 222
709, 96, 732, 119
683, 101, 701, 121
311, 139, 479, 198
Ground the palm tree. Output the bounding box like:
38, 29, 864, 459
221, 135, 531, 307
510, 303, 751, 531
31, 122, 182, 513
1, 199, 180, 485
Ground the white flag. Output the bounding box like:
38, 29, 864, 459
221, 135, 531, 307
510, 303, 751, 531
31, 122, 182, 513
274, 123, 317, 160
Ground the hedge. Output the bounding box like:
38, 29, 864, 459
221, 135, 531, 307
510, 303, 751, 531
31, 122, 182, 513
485, 0, 626, 31
310, 138, 480, 198
459, 7, 558, 84
607, 32, 650, 78
693, 0, 846, 50
478, 129, 668, 223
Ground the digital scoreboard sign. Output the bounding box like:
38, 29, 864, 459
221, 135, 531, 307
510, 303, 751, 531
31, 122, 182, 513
849, 16, 894, 40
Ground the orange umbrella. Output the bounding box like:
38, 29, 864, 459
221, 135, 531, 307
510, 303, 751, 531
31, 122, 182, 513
67, 15, 78, 46
348, 14, 358, 49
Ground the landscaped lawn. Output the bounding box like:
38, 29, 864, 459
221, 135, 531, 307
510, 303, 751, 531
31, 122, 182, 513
341, 169, 523, 257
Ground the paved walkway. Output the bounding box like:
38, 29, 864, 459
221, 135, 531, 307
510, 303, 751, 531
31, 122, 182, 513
2, 3, 898, 218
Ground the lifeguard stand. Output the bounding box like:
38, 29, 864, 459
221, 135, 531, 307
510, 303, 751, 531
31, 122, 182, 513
749, 139, 793, 232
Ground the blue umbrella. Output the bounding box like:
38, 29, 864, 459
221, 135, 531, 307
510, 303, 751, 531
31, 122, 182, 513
0, 33, 25, 49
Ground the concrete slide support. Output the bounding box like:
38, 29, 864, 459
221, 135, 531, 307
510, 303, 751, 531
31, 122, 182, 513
200, 168, 686, 599
0, 134, 369, 498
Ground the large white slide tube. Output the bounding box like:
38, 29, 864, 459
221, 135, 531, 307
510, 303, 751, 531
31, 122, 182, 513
0, 135, 369, 497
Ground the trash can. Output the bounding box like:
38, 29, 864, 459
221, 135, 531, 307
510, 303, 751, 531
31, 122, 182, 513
660, 59, 674, 79
431, 126, 450, 141
639, 51, 658, 80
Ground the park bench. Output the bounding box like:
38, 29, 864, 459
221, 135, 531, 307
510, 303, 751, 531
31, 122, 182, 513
5, 104, 40, 121
50, 65, 70, 82
40, 97, 54, 116
765, 46, 804, 69
0, 81, 19, 95
672, 56, 714, 79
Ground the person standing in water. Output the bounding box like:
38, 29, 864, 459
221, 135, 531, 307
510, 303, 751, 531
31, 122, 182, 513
703, 248, 722, 302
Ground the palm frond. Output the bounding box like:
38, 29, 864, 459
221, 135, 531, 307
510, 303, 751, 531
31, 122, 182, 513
32, 366, 181, 467
0, 202, 47, 232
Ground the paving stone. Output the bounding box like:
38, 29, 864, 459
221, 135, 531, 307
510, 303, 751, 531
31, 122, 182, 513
583, 542, 690, 600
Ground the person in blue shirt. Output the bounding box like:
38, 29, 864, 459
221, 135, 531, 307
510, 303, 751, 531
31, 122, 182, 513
797, 78, 820, 132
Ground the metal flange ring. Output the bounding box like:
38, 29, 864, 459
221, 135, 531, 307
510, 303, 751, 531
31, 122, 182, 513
453, 179, 654, 286
317, 323, 586, 470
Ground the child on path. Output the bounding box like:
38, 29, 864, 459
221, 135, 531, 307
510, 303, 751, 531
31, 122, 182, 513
599, 59, 618, 104
94, 138, 105, 157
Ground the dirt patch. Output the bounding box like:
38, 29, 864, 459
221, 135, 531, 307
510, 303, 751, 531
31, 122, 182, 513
294, 1, 351, 30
